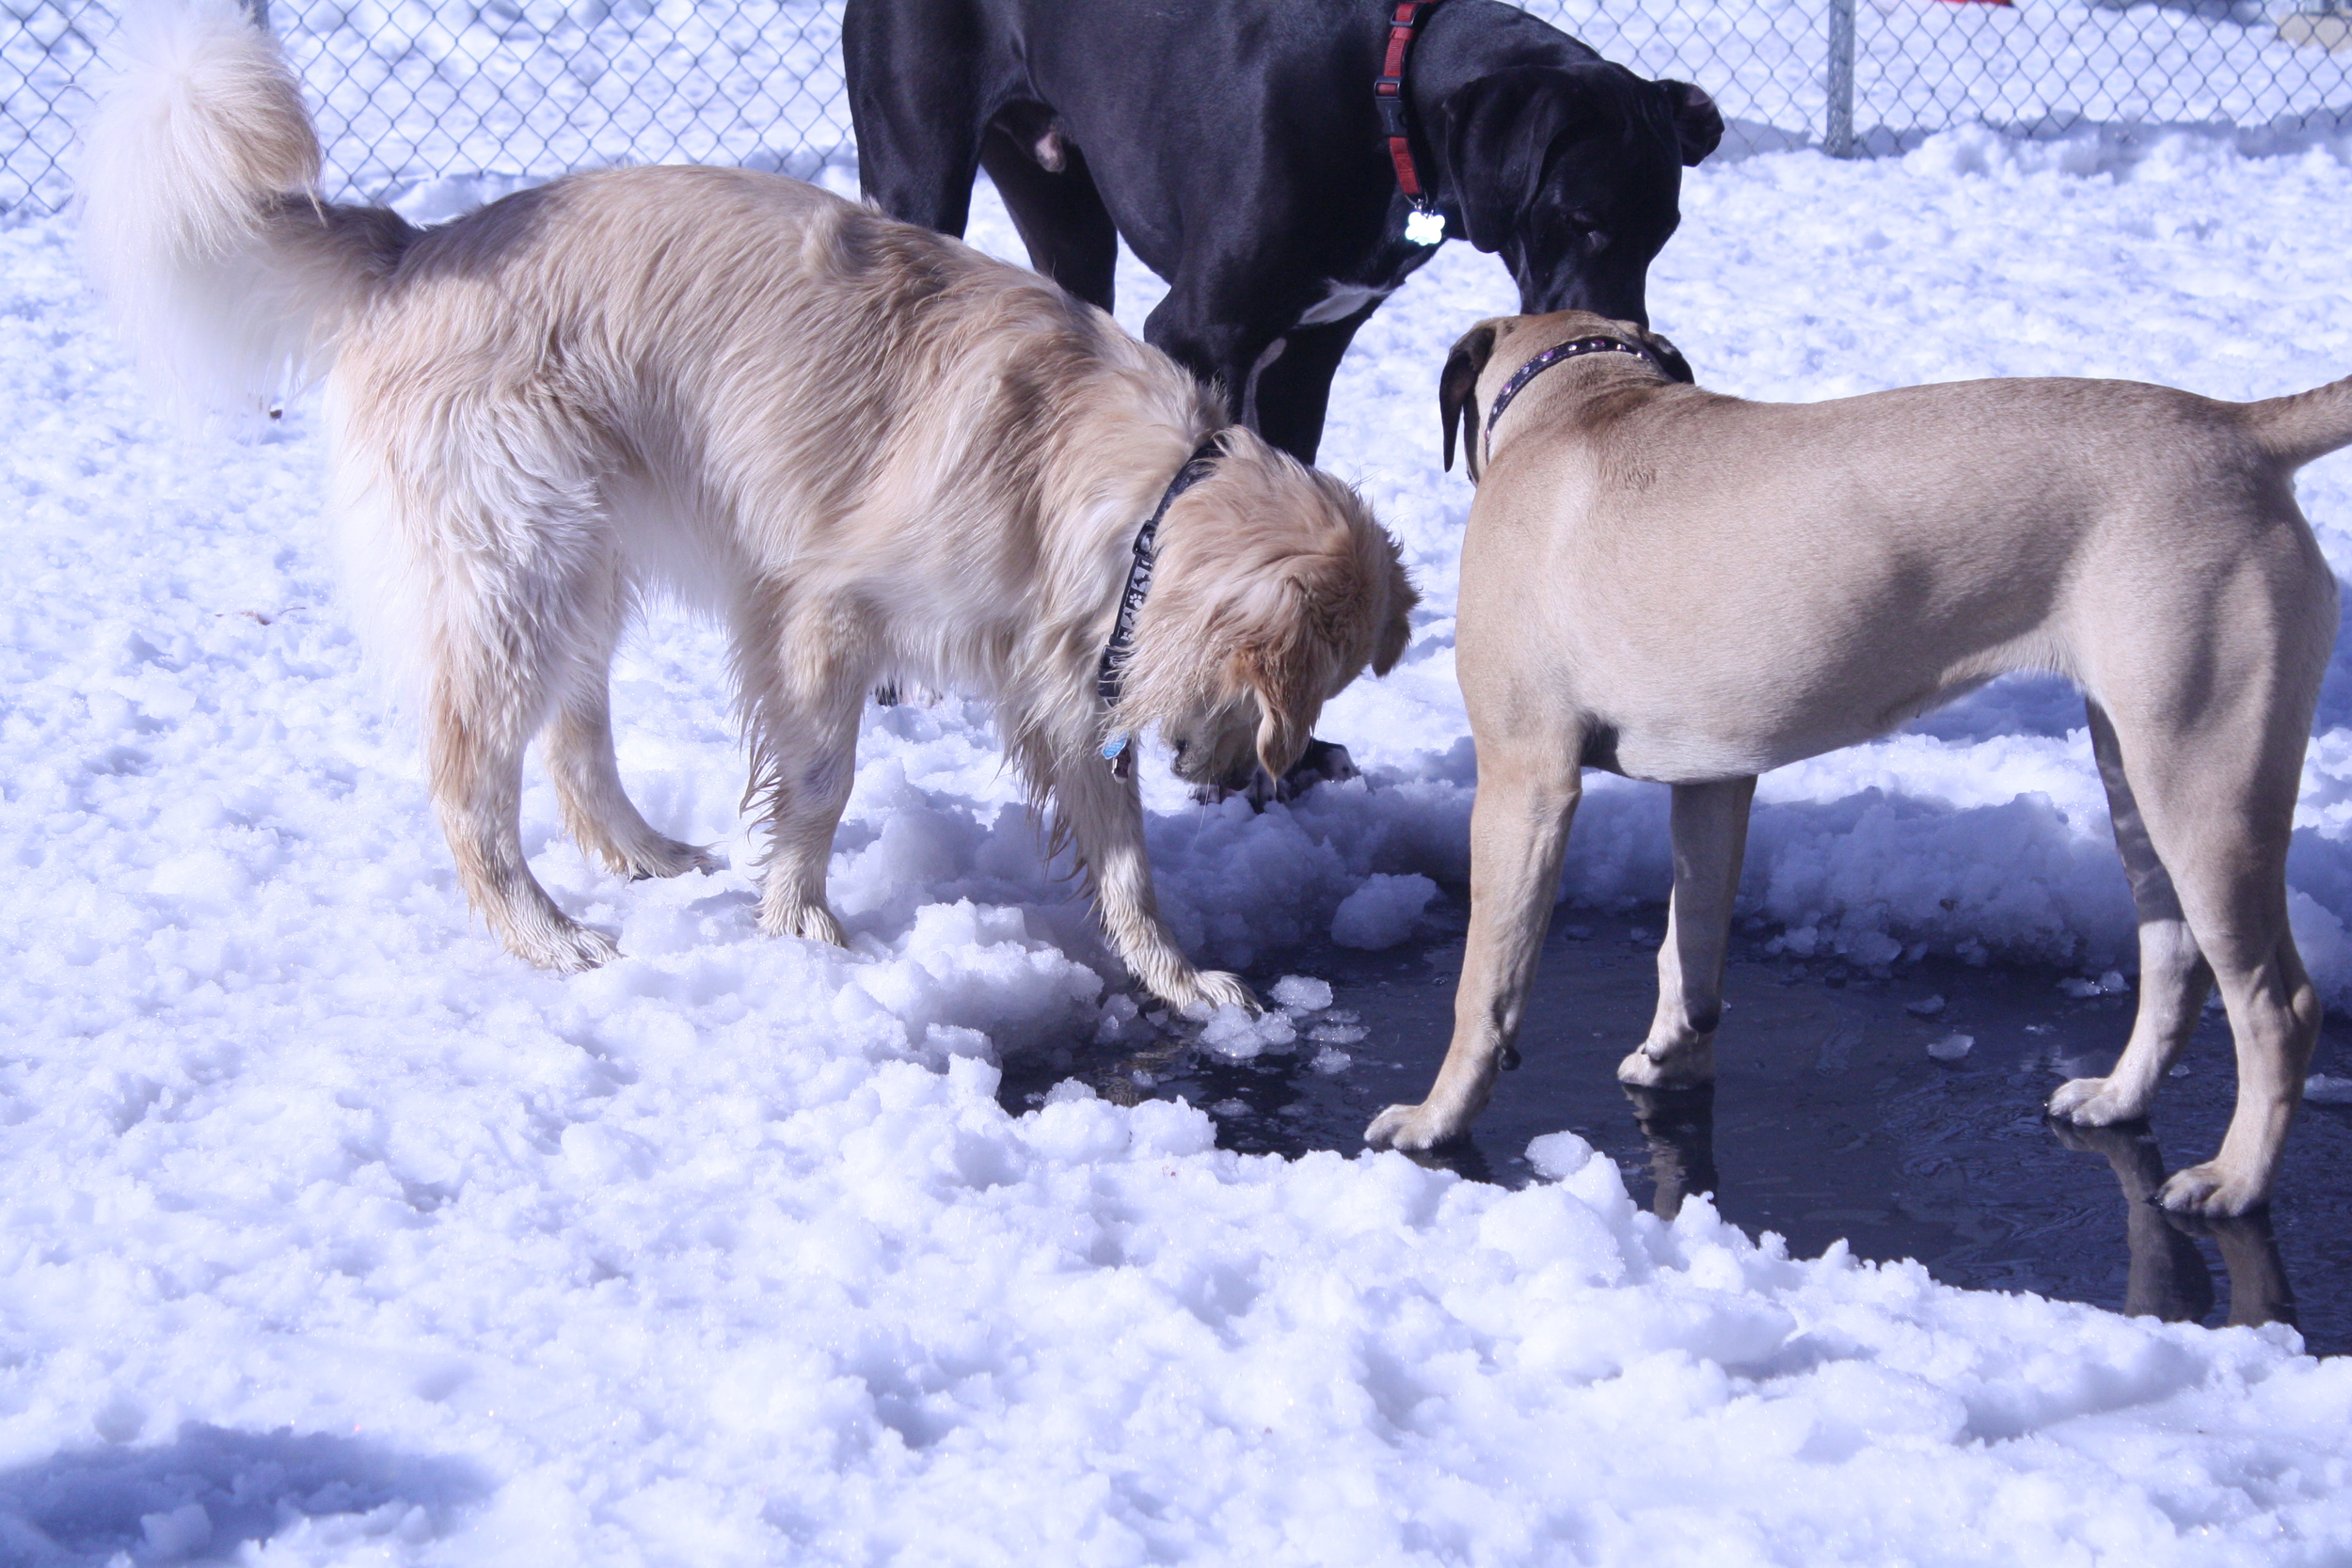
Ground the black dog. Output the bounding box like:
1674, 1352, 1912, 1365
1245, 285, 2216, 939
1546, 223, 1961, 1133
845, 0, 1722, 463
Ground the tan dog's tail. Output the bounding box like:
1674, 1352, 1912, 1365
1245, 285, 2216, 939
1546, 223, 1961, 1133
2242, 374, 2352, 472
82, 0, 415, 419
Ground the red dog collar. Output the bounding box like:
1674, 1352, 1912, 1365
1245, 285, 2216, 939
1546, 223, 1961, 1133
1375, 0, 1441, 221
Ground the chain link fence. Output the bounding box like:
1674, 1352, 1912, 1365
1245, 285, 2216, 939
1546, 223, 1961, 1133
7, 0, 2352, 216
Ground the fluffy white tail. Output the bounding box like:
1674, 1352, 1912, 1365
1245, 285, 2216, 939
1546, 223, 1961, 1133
81, 0, 408, 417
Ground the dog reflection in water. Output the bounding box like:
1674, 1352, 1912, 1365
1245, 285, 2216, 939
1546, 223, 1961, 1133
1620, 1087, 2296, 1334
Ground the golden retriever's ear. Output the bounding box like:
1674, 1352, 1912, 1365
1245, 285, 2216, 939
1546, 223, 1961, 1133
1440, 321, 1501, 479
1233, 581, 1324, 784
1372, 547, 1417, 676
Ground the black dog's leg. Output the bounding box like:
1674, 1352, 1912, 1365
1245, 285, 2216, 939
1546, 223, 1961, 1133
978, 121, 1119, 313
843, 0, 986, 236
1246, 303, 1379, 467
1143, 291, 1295, 454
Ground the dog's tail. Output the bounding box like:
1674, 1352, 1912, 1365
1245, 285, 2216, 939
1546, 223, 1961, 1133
82, 0, 415, 418
2242, 374, 2352, 472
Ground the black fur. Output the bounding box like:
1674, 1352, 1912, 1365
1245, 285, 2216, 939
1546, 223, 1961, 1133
844, 0, 1721, 464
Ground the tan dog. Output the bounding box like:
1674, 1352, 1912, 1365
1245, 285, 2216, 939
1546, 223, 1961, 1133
85, 0, 1414, 1012
1365, 309, 2350, 1216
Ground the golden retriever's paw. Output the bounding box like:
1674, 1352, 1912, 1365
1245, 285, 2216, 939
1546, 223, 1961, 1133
2155, 1161, 2269, 1218
762, 902, 849, 948
621, 837, 727, 881
509, 920, 622, 974
1363, 1101, 1470, 1151
1615, 1042, 1714, 1088
1170, 969, 1259, 1016
2047, 1076, 2147, 1126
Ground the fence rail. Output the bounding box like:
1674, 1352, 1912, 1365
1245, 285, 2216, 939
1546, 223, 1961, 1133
7, 0, 2352, 217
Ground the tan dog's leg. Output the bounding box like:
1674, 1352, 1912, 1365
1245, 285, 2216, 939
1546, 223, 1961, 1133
1619, 777, 1757, 1088
1048, 746, 1253, 1014
740, 598, 865, 949
2089, 689, 2319, 1215
545, 566, 725, 883
1366, 735, 1581, 1150
2048, 702, 2213, 1126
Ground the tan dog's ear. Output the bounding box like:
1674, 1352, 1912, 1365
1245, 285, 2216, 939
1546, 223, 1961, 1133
1440, 322, 1501, 479
1642, 328, 1695, 385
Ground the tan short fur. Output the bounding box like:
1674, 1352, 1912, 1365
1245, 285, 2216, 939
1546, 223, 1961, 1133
1367, 309, 2352, 1217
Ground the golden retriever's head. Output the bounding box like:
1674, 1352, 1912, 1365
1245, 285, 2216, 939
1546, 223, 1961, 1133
1115, 427, 1416, 792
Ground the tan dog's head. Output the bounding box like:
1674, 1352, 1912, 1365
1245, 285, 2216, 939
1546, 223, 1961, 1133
1114, 427, 1416, 792
1439, 312, 1693, 483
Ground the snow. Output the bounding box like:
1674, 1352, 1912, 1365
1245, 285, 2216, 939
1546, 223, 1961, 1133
6, 9, 2352, 1562
1330, 872, 1442, 951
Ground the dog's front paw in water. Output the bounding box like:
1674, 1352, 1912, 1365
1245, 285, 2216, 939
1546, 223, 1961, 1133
1363, 1101, 1470, 1151
1171, 968, 1258, 1016
2156, 1160, 2268, 1218
2047, 1075, 2148, 1126
1615, 1041, 1714, 1088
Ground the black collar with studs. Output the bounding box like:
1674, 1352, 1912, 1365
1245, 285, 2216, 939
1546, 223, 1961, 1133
1481, 336, 1682, 459
1096, 434, 1225, 770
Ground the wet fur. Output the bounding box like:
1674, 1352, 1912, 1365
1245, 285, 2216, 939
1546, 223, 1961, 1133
85, 0, 1416, 1009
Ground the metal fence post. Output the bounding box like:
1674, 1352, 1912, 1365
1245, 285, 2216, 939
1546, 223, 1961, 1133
1825, 0, 1856, 157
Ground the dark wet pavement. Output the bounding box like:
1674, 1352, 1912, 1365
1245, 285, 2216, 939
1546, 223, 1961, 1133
1000, 896, 2352, 1357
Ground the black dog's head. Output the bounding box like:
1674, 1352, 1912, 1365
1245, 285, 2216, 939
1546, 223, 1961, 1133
1433, 63, 1721, 326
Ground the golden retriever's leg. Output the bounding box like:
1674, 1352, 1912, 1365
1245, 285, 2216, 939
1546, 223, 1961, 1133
1050, 746, 1254, 1014
426, 608, 623, 974
2049, 701, 2213, 1127
1619, 776, 1756, 1088
741, 599, 866, 949
1366, 736, 1581, 1150
543, 567, 723, 881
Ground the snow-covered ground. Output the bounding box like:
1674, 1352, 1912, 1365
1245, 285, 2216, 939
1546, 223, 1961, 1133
7, 29, 2352, 1568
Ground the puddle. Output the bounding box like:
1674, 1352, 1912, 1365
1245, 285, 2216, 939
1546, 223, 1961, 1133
1000, 896, 2352, 1357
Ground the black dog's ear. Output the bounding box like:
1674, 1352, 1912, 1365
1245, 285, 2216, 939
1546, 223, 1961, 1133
1642, 329, 1695, 385
1440, 321, 1501, 478
1432, 67, 1582, 255
1660, 80, 1724, 166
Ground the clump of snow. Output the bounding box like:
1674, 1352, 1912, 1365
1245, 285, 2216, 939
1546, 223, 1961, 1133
1330, 872, 1439, 949
1269, 974, 1333, 1012
1524, 1131, 1600, 1180
1197, 1003, 1297, 1060
1310, 1046, 1354, 1075
1928, 1033, 1978, 1062
1906, 994, 1947, 1017
2306, 1073, 2352, 1104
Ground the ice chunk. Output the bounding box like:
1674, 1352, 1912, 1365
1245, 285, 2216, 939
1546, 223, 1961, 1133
1330, 873, 1438, 950
2305, 1073, 2352, 1104
1525, 1131, 1597, 1180
1270, 974, 1334, 1012
1928, 1033, 1976, 1062
1906, 994, 1947, 1017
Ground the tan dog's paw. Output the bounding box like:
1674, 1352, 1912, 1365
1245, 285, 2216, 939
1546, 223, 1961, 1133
2155, 1161, 2269, 1218
2047, 1076, 2147, 1126
1616, 1042, 1715, 1088
1363, 1101, 1470, 1151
